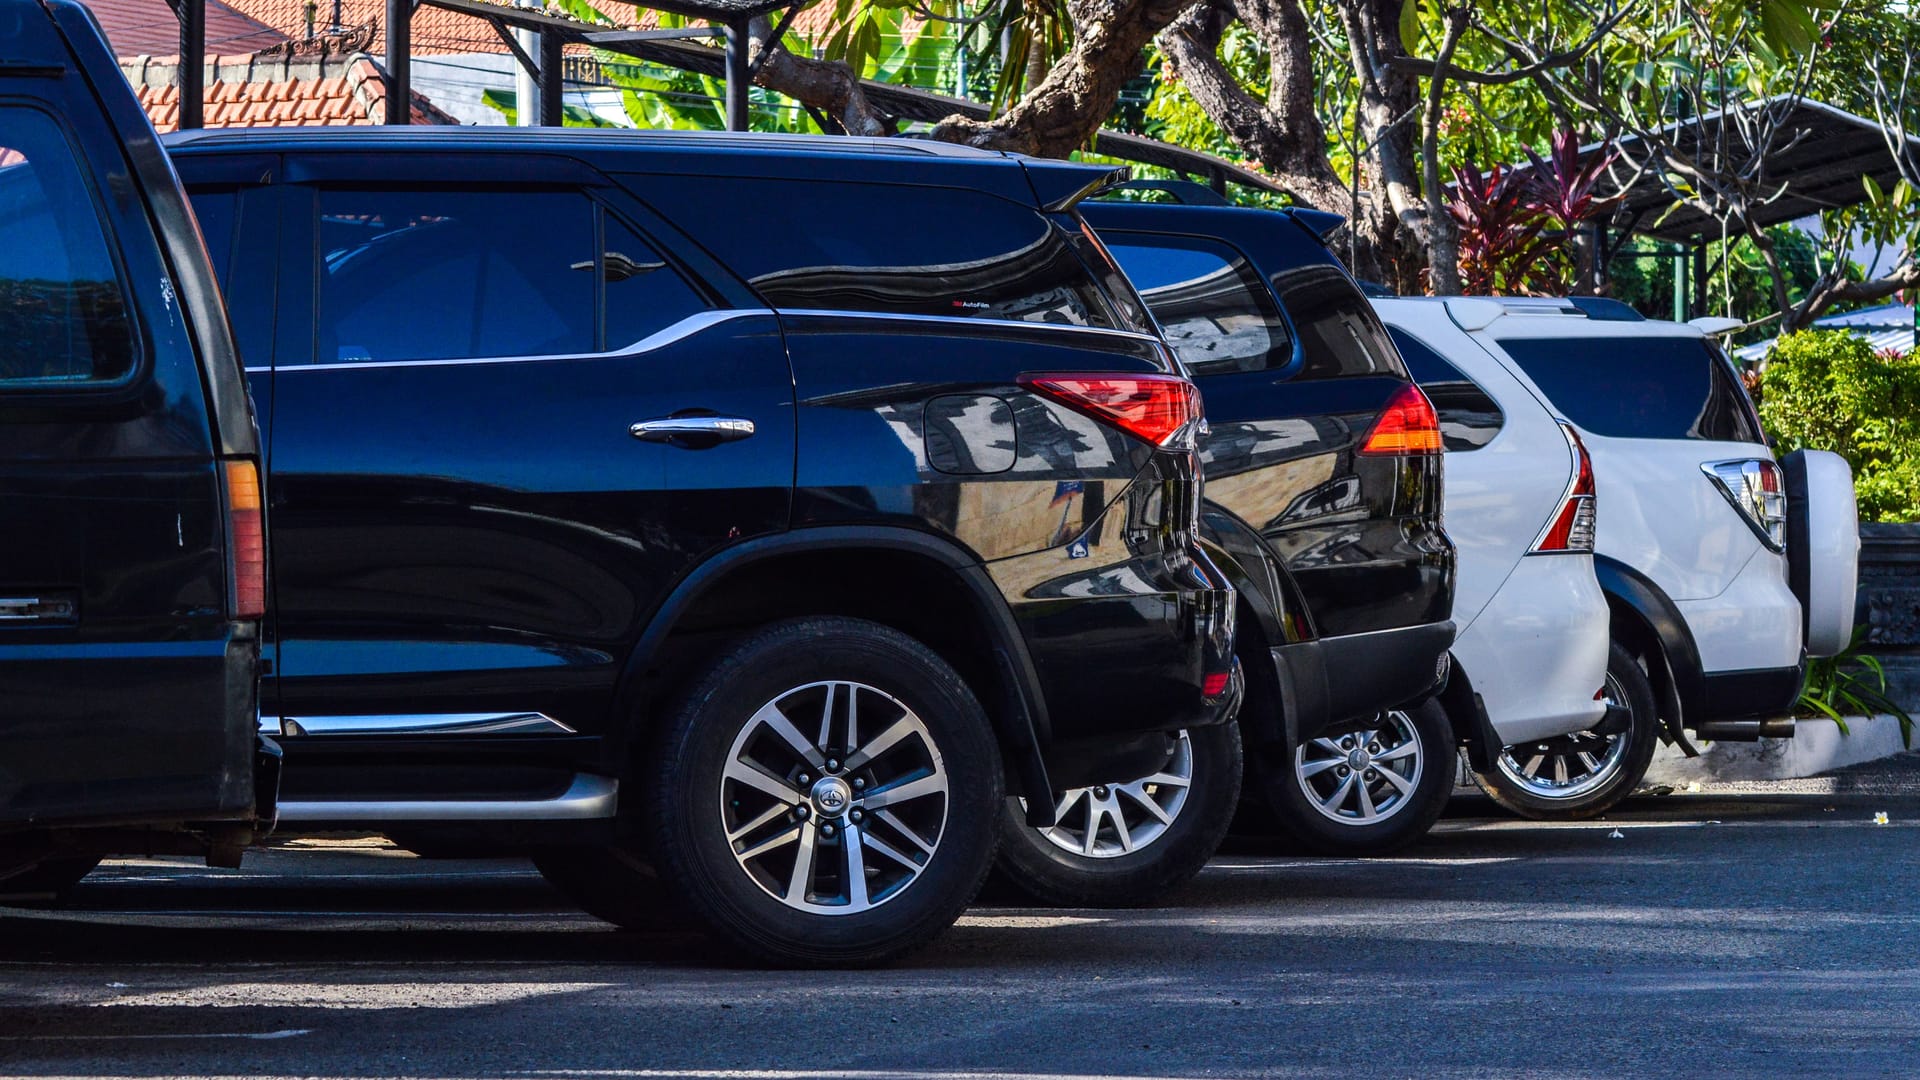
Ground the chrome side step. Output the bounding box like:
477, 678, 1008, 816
258, 712, 576, 737
275, 773, 619, 823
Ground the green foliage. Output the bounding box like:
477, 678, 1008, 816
1758, 329, 1920, 523
479, 88, 620, 128
1798, 627, 1914, 744
1609, 227, 1829, 334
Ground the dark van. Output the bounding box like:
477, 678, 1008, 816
0, 0, 269, 896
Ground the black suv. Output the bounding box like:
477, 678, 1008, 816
166, 129, 1238, 964
1059, 188, 1456, 857
0, 0, 268, 895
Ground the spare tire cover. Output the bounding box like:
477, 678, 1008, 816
1782, 449, 1859, 658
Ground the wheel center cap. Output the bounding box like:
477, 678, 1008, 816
1347, 748, 1372, 770
810, 776, 853, 816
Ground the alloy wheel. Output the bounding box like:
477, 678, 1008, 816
719, 680, 949, 915
1037, 730, 1193, 858
1293, 712, 1423, 825
1492, 671, 1633, 800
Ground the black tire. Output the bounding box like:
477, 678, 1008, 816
994, 722, 1242, 907
0, 856, 103, 905
1473, 640, 1661, 820
532, 846, 678, 931
1259, 700, 1454, 856
637, 616, 1002, 967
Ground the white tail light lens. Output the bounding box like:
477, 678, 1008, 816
1531, 421, 1596, 554
1701, 458, 1787, 551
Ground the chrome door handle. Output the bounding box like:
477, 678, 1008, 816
628, 416, 756, 446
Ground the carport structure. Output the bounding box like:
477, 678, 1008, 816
161, 0, 1287, 193
1510, 97, 1920, 319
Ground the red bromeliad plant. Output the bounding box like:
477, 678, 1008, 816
1448, 162, 1561, 295
1522, 128, 1622, 232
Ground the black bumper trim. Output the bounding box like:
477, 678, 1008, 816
1308, 620, 1457, 738
1700, 664, 1805, 722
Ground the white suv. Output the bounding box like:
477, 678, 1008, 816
1376, 297, 1859, 818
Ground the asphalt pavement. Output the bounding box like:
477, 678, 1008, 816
4, 757, 1920, 1079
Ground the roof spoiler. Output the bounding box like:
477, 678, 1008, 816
1024, 160, 1133, 212
1289, 207, 1346, 243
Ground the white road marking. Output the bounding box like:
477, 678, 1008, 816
0, 1029, 311, 1042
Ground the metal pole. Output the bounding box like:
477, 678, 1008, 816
514, 26, 537, 126
384, 0, 409, 124
1693, 243, 1708, 320
179, 0, 204, 130
723, 19, 749, 132
539, 31, 563, 127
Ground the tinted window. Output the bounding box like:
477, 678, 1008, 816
186, 186, 276, 369
647, 177, 1121, 327
0, 109, 134, 387
1498, 335, 1764, 443
1106, 235, 1293, 376
1390, 328, 1505, 451
190, 189, 236, 285
602, 212, 708, 349
315, 189, 595, 363
1272, 263, 1405, 379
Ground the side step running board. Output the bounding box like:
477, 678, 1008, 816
276, 774, 619, 823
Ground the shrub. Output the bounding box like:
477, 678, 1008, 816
1757, 330, 1920, 523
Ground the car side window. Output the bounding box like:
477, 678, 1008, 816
1103, 234, 1294, 376
0, 108, 136, 388
1272, 263, 1405, 379
601, 210, 709, 349
1388, 327, 1505, 451
640, 176, 1123, 328
314, 188, 596, 364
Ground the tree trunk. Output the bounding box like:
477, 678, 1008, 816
746, 15, 895, 136
930, 0, 1196, 156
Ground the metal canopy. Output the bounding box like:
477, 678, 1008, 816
1540, 97, 1920, 243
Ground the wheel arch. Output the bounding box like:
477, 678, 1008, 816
611, 526, 1057, 814
1594, 554, 1702, 746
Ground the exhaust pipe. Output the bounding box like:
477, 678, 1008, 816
1690, 717, 1796, 742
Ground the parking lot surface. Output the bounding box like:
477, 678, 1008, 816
5, 758, 1920, 1080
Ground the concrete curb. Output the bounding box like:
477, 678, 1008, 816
1645, 714, 1915, 784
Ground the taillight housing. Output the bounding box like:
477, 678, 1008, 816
1019, 372, 1202, 450
1358, 384, 1444, 456
223, 458, 266, 619
1702, 458, 1787, 551
1531, 421, 1596, 554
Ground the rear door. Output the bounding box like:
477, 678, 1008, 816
0, 0, 258, 829
257, 153, 794, 741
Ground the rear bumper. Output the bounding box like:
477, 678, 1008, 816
1305, 618, 1451, 734
990, 453, 1238, 780
1700, 664, 1805, 722
1454, 554, 1610, 746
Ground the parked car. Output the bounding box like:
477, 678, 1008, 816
1374, 306, 1614, 824
0, 0, 270, 897
166, 128, 1240, 964
1374, 297, 1860, 818
1001, 187, 1460, 868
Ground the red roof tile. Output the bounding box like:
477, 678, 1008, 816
120, 52, 459, 131
82, 0, 288, 58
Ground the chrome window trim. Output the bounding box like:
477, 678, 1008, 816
275, 308, 773, 372
773, 307, 1165, 345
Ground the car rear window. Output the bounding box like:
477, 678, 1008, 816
1104, 233, 1293, 376
1497, 334, 1763, 443
0, 108, 135, 388
1389, 328, 1504, 451
639, 176, 1127, 328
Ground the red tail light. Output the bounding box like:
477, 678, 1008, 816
1359, 384, 1443, 456
1532, 421, 1596, 554
1019, 373, 1201, 449
1202, 671, 1231, 697
223, 459, 266, 619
